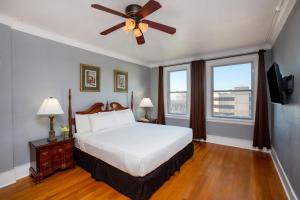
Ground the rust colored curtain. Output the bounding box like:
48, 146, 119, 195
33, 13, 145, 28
253, 50, 271, 149
190, 60, 206, 140
157, 66, 165, 125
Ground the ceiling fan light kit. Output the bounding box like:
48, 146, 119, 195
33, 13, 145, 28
91, 0, 176, 45
123, 26, 131, 33
133, 28, 142, 37
125, 18, 136, 30
138, 22, 149, 33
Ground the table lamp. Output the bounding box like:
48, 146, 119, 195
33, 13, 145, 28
139, 98, 153, 120
37, 97, 64, 142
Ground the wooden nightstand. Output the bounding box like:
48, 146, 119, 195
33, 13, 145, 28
137, 119, 158, 124
29, 136, 75, 182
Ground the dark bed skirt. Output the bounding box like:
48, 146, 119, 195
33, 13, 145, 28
74, 142, 194, 200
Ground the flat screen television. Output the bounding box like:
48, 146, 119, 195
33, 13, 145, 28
267, 63, 294, 105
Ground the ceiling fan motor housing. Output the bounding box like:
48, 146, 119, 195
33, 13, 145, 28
126, 4, 142, 21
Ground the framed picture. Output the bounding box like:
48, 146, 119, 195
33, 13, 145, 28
80, 64, 100, 92
114, 70, 128, 93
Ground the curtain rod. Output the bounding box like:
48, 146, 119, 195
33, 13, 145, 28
162, 51, 259, 68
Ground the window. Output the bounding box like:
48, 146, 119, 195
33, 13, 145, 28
212, 63, 253, 119
206, 55, 258, 124
164, 64, 190, 118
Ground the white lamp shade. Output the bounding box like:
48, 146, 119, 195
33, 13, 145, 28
37, 97, 64, 115
139, 98, 153, 108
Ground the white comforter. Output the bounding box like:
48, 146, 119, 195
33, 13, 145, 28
75, 122, 192, 177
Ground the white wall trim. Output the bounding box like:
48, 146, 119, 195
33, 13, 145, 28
149, 44, 271, 68
0, 162, 30, 189
271, 148, 298, 200
0, 0, 296, 68
0, 14, 149, 67
266, 0, 298, 45
0, 14, 274, 69
196, 134, 270, 152
0, 169, 16, 188
14, 163, 30, 180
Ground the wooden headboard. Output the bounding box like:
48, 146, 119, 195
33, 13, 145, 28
68, 89, 133, 137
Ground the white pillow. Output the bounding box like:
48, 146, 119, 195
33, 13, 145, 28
89, 111, 118, 132
75, 114, 91, 133
114, 109, 136, 126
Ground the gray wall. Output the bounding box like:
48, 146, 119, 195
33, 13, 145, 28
150, 51, 272, 140
0, 23, 150, 170
271, 1, 300, 198
0, 24, 14, 172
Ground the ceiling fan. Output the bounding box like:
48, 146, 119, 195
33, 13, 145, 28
91, 0, 176, 45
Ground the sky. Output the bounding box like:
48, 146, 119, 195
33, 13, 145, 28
213, 63, 252, 90
169, 70, 187, 92
168, 63, 252, 92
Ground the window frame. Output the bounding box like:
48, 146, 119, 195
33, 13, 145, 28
206, 55, 258, 125
164, 64, 191, 119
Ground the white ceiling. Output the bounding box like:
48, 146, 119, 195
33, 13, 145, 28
0, 0, 285, 67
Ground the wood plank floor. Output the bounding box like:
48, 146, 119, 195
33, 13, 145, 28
0, 142, 287, 200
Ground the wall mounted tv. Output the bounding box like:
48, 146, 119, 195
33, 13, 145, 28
267, 63, 294, 105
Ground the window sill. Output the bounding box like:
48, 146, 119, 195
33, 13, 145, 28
165, 114, 189, 120
207, 117, 254, 125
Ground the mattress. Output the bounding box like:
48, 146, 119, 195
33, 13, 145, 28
74, 122, 193, 177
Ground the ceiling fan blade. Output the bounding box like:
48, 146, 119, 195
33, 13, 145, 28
142, 20, 176, 35
100, 22, 126, 35
136, 34, 145, 45
91, 4, 128, 18
137, 0, 161, 19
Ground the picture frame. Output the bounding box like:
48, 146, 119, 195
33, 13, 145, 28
114, 70, 128, 93
80, 64, 100, 92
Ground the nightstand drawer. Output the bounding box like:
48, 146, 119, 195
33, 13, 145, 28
40, 149, 50, 160
65, 152, 73, 159
40, 160, 51, 171
51, 145, 64, 154
52, 154, 63, 161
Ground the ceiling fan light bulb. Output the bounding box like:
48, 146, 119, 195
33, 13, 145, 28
123, 26, 131, 33
133, 28, 142, 37
138, 22, 149, 33
126, 18, 135, 30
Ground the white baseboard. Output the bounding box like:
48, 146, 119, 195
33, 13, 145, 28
14, 163, 30, 180
271, 148, 298, 200
194, 134, 270, 153
0, 162, 30, 189
0, 169, 16, 188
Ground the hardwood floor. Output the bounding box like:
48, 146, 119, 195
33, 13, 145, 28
0, 142, 287, 200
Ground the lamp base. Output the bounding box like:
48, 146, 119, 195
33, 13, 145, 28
47, 130, 57, 142
47, 137, 57, 142
144, 108, 149, 120
48, 116, 57, 142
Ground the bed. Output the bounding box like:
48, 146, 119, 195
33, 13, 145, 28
67, 89, 194, 200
